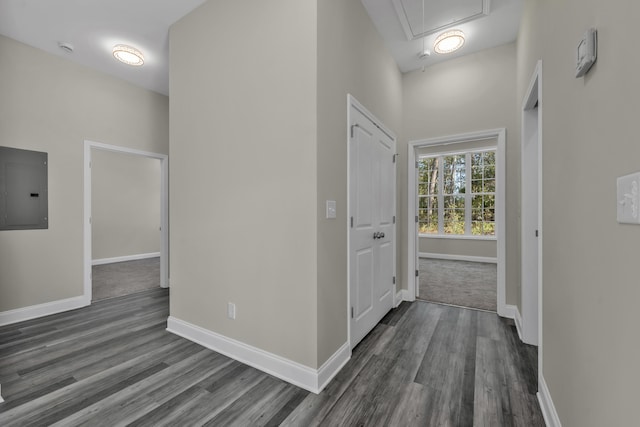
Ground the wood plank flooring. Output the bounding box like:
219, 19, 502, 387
92, 257, 160, 301
0, 288, 544, 426
418, 259, 497, 312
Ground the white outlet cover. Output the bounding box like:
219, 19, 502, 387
617, 172, 640, 224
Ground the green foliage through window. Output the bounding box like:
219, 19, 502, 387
418, 149, 496, 237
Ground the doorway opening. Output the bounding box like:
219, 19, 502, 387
520, 60, 542, 347
83, 141, 169, 303
414, 144, 498, 311
408, 129, 507, 315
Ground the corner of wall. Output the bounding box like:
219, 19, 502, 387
538, 374, 562, 427
167, 316, 349, 394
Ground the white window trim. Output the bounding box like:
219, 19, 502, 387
418, 149, 496, 237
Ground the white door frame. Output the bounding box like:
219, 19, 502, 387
407, 129, 507, 315
347, 94, 397, 349
83, 140, 169, 303
521, 61, 543, 350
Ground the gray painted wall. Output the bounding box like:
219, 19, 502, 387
0, 35, 169, 312
419, 238, 496, 258
91, 149, 161, 261
401, 42, 519, 305
518, 0, 640, 424
316, 0, 403, 366
170, 0, 319, 367
169, 0, 402, 369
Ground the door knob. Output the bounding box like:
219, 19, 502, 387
379, 232, 385, 239
373, 232, 380, 239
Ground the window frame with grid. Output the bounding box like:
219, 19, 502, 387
417, 148, 496, 238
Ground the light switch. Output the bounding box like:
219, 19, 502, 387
326, 200, 336, 219
617, 172, 640, 224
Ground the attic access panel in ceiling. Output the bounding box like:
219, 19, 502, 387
392, 0, 490, 40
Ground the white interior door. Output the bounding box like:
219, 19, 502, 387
349, 104, 396, 349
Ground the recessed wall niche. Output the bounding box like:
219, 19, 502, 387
0, 146, 48, 230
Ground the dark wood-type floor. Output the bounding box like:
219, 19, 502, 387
418, 258, 497, 312
92, 257, 160, 302
0, 288, 544, 426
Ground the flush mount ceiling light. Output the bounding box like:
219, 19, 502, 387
433, 30, 465, 54
112, 44, 144, 66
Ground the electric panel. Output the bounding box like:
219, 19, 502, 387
0, 146, 48, 230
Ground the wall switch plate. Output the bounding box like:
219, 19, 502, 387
326, 200, 336, 219
617, 172, 640, 224
227, 302, 236, 319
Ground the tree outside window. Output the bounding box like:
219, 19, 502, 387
471, 151, 496, 236
442, 154, 466, 234
418, 158, 438, 234
418, 149, 496, 237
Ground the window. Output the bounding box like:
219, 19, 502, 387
470, 151, 496, 236
418, 149, 496, 237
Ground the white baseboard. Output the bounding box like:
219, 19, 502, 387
0, 295, 89, 327
0, 384, 4, 403
538, 374, 562, 427
317, 342, 350, 392
499, 303, 517, 319
92, 252, 160, 266
394, 290, 403, 307
513, 307, 524, 342
399, 289, 411, 302
166, 316, 350, 394
499, 304, 526, 344
419, 252, 497, 264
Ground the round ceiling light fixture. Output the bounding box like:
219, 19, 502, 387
433, 30, 465, 54
112, 44, 144, 66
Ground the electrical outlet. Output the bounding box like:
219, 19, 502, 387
227, 302, 236, 319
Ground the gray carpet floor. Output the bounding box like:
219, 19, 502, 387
418, 258, 497, 311
92, 257, 160, 301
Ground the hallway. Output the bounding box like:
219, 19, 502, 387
0, 288, 543, 426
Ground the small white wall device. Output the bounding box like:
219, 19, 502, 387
617, 172, 640, 224
575, 28, 597, 78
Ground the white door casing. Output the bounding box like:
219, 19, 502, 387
83, 140, 169, 304
521, 61, 542, 347
348, 96, 396, 349
407, 129, 506, 313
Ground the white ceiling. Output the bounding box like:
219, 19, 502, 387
362, 0, 523, 73
0, 0, 206, 96
0, 1, 523, 96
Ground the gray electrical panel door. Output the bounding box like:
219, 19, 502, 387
0, 146, 48, 230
